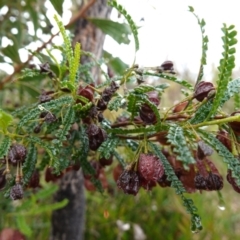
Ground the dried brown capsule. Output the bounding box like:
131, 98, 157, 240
117, 169, 140, 195
194, 172, 208, 190
33, 124, 42, 134
87, 124, 107, 151
39, 62, 56, 78
8, 144, 27, 166
88, 105, 98, 119
137, 153, 164, 182
194, 81, 215, 102
157, 173, 171, 188
39, 90, 54, 103
44, 113, 57, 123
110, 81, 119, 91
97, 98, 107, 111
206, 172, 223, 191
196, 158, 223, 191
227, 169, 240, 193
102, 87, 113, 102
10, 183, 24, 200
101, 81, 119, 103
139, 91, 160, 124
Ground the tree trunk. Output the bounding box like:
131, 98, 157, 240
50, 1, 111, 240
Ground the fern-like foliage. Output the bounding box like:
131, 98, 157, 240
167, 124, 196, 168
22, 143, 37, 185
219, 78, 240, 107
144, 72, 194, 90
52, 157, 70, 174
76, 52, 108, 84
149, 142, 202, 232
149, 142, 186, 194
234, 93, 240, 110
199, 130, 240, 186
207, 24, 237, 119
125, 139, 139, 151
127, 93, 139, 121
29, 136, 58, 159
108, 0, 139, 53
189, 100, 213, 124
127, 91, 161, 129
17, 96, 73, 131
54, 15, 73, 72
108, 95, 124, 111
97, 136, 120, 159
189, 6, 208, 83
77, 125, 103, 192
11, 103, 38, 118
108, 125, 155, 135
39, 152, 51, 171
0, 136, 11, 159
73, 42, 81, 82
20, 68, 46, 79
55, 106, 75, 145
54, 15, 81, 86
133, 85, 156, 94
45, 120, 63, 135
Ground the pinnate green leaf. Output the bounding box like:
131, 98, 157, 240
0, 136, 11, 159
167, 124, 195, 168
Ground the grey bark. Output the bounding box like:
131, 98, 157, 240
50, 1, 111, 240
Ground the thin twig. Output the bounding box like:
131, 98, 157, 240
0, 0, 96, 90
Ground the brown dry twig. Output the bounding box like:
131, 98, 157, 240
0, 0, 96, 90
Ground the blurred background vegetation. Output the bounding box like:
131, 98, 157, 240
1, 0, 240, 240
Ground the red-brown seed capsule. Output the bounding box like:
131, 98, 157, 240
172, 101, 188, 113
160, 60, 174, 71
77, 85, 95, 103
227, 169, 240, 193
194, 81, 215, 102
229, 111, 240, 136
137, 153, 164, 182
99, 155, 113, 167
216, 130, 232, 152
139, 91, 160, 124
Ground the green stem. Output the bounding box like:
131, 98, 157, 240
192, 115, 240, 128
